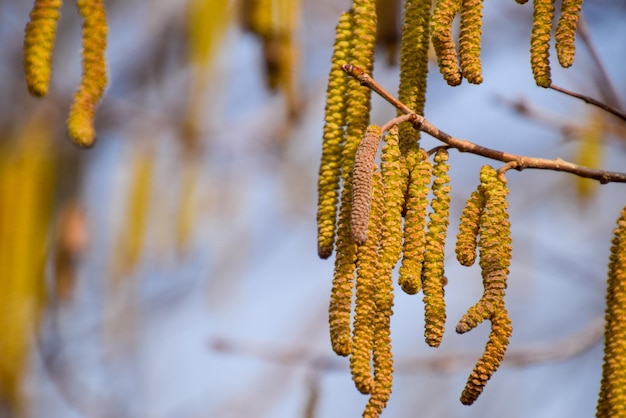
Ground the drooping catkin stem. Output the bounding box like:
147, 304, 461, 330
23, 0, 63, 97
351, 125, 382, 245
554, 0, 582, 68
397, 0, 431, 153
317, 11, 354, 259
431, 0, 462, 86
422, 148, 451, 347
459, 0, 484, 84
350, 170, 383, 395
596, 206, 626, 418
67, 0, 108, 147
398, 150, 432, 295
460, 309, 512, 405
530, 0, 555, 87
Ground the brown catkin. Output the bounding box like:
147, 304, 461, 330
431, 0, 462, 86
350, 170, 383, 395
422, 149, 451, 347
67, 0, 108, 147
555, 0, 582, 68
460, 309, 512, 405
596, 206, 626, 418
317, 11, 354, 259
398, 150, 432, 295
530, 0, 555, 88
351, 125, 382, 245
24, 0, 63, 97
459, 0, 484, 84
455, 188, 485, 267
397, 0, 431, 153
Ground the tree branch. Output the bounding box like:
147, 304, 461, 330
341, 64, 626, 184
549, 84, 626, 122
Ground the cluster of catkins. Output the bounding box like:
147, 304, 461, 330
23, 0, 107, 147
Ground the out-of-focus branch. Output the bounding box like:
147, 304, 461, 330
208, 316, 604, 374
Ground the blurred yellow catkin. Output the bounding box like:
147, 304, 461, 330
0, 119, 55, 412
23, 0, 63, 97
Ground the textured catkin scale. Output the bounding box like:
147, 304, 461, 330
596, 206, 626, 418
456, 188, 485, 266
459, 0, 484, 84
397, 0, 431, 153
329, 182, 358, 357
530, 0, 555, 87
23, 0, 63, 97
317, 11, 354, 259
398, 151, 432, 295
351, 125, 382, 245
422, 149, 451, 347
363, 304, 394, 418
554, 0, 582, 68
460, 309, 512, 405
431, 0, 462, 86
67, 0, 108, 147
350, 171, 383, 395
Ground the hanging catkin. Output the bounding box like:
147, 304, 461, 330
397, 0, 431, 153
596, 206, 626, 418
460, 308, 512, 405
422, 148, 451, 347
431, 0, 462, 86
351, 125, 382, 245
23, 0, 63, 97
350, 170, 383, 395
67, 0, 108, 147
398, 150, 432, 295
554, 0, 582, 68
530, 0, 555, 87
455, 188, 485, 267
459, 0, 484, 84
317, 11, 354, 259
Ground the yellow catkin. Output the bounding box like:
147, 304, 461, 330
23, 0, 63, 97
67, 0, 108, 147
596, 206, 626, 418
431, 0, 462, 86
459, 0, 484, 84
379, 126, 407, 275
460, 308, 512, 405
363, 269, 394, 418
351, 125, 382, 245
455, 188, 485, 267
397, 0, 431, 153
398, 150, 432, 295
329, 183, 358, 356
555, 0, 582, 68
530, 0, 554, 88
422, 149, 451, 347
317, 11, 354, 259
457, 166, 511, 334
350, 170, 383, 395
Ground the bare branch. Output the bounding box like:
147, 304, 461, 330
342, 64, 626, 184
549, 84, 626, 122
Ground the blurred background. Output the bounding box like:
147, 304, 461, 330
0, 0, 625, 417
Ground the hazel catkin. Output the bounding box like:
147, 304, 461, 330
317, 10, 354, 259
530, 0, 555, 88
351, 125, 382, 245
422, 148, 451, 347
459, 0, 484, 84
555, 0, 582, 68
67, 0, 108, 147
431, 0, 462, 86
23, 0, 63, 97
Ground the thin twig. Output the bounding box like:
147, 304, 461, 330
381, 113, 415, 133
342, 64, 626, 184
549, 84, 626, 122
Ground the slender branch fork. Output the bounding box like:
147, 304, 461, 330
341, 64, 626, 184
